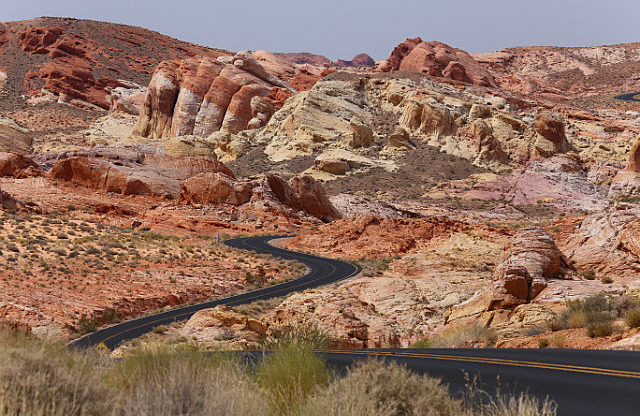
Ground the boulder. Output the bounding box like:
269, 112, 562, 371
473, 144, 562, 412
179, 172, 253, 205
493, 227, 572, 306
533, 110, 569, 158
288, 174, 342, 222
162, 135, 217, 157
181, 305, 266, 347
314, 158, 350, 175
609, 138, 640, 196
387, 126, 413, 149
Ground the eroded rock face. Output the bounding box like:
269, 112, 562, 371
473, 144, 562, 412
0, 119, 32, 154
179, 172, 253, 205
181, 305, 266, 349
0, 152, 41, 178
263, 78, 373, 161
48, 150, 233, 198
376, 38, 497, 88
533, 110, 569, 158
179, 172, 340, 222
133, 53, 294, 139
609, 139, 640, 196
493, 227, 572, 307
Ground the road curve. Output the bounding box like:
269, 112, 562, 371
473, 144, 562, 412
614, 92, 640, 102
69, 236, 640, 415
68, 235, 360, 350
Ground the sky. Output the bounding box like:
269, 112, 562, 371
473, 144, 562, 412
2, 0, 640, 61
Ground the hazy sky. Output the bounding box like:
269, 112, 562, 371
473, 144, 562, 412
2, 0, 640, 61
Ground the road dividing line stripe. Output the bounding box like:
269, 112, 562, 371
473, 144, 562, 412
316, 349, 640, 379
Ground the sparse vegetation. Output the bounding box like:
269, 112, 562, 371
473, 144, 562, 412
429, 324, 498, 348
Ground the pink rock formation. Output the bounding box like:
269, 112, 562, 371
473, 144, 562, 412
133, 53, 295, 139
533, 110, 569, 157
376, 38, 497, 88
179, 172, 254, 205
493, 227, 572, 307
335, 54, 375, 67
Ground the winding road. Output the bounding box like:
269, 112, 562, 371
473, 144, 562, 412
68, 235, 360, 350
614, 92, 640, 102
70, 236, 640, 415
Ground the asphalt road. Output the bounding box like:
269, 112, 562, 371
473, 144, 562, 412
69, 236, 640, 415
614, 92, 640, 102
316, 348, 640, 416
68, 235, 360, 350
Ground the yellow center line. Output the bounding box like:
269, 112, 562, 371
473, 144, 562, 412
315, 349, 640, 380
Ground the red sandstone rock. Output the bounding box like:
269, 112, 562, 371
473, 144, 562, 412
48, 151, 232, 198
335, 54, 375, 67
133, 54, 294, 139
0, 152, 41, 178
179, 172, 254, 205
376, 38, 497, 88
288, 175, 341, 222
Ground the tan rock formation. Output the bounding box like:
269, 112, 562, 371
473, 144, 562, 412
181, 305, 266, 348
609, 138, 640, 196
533, 110, 569, 158
133, 53, 294, 139
0, 119, 32, 154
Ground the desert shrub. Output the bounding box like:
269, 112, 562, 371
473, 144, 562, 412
0, 328, 111, 416
601, 276, 613, 284
538, 338, 549, 349
410, 338, 433, 348
109, 345, 264, 416
625, 308, 640, 328
477, 391, 558, 416
545, 317, 564, 332
566, 310, 588, 328
261, 322, 331, 350
302, 359, 461, 416
256, 349, 330, 415
551, 333, 566, 348
430, 324, 498, 348
612, 295, 639, 317
587, 321, 617, 338
563, 293, 614, 329
583, 269, 596, 280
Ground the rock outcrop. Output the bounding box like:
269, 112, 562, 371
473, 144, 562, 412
376, 38, 497, 88
132, 52, 294, 139
48, 149, 233, 198
609, 138, 640, 196
180, 172, 341, 222
180, 305, 266, 349
335, 53, 375, 67
492, 228, 572, 307
0, 152, 41, 178
532, 110, 569, 158
0, 119, 32, 154
2, 17, 229, 109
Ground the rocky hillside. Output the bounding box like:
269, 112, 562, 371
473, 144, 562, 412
0, 17, 229, 110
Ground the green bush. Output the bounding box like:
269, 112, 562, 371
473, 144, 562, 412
256, 349, 330, 415
625, 308, 640, 328
260, 323, 330, 350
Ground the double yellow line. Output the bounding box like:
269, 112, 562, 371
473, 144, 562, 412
315, 349, 640, 380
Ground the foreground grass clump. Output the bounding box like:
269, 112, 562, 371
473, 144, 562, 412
108, 345, 264, 416
0, 328, 111, 416
430, 324, 498, 348
0, 327, 556, 416
302, 359, 461, 416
